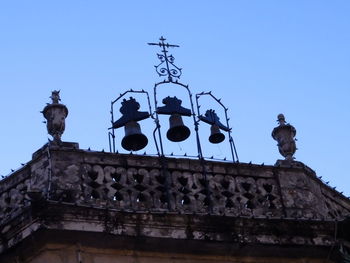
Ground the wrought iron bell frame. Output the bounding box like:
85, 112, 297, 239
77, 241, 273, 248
107, 36, 239, 163
108, 89, 160, 155
195, 91, 239, 163
153, 80, 203, 159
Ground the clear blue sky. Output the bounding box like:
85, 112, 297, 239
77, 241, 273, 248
1, 1, 349, 196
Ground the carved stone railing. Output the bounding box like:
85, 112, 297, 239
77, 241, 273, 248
76, 164, 283, 217
0, 152, 51, 224
40, 147, 285, 218
0, 168, 30, 224
322, 186, 350, 219
46, 146, 350, 219
1, 144, 350, 224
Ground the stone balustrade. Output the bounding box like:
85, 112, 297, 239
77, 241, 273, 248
1, 144, 350, 224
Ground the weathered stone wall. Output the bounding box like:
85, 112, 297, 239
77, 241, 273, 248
0, 151, 50, 226
42, 146, 350, 220
0, 222, 339, 263
2, 144, 349, 225
1, 144, 350, 262
27, 243, 335, 263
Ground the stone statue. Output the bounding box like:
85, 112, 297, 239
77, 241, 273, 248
271, 114, 296, 161
50, 90, 61, 104
42, 91, 68, 143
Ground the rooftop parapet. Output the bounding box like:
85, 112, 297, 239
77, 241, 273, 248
1, 144, 349, 227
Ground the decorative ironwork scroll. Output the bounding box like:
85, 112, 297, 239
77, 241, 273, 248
148, 36, 182, 82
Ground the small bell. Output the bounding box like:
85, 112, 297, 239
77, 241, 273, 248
209, 124, 225, 144
167, 114, 191, 142
122, 121, 148, 151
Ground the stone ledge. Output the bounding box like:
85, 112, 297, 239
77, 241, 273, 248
1, 201, 339, 247
0, 225, 342, 263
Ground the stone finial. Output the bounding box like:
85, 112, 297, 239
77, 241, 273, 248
277, 113, 286, 126
50, 90, 61, 104
272, 114, 297, 161
42, 91, 68, 143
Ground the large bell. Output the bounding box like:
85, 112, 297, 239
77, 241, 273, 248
167, 114, 191, 142
209, 124, 225, 144
121, 121, 148, 151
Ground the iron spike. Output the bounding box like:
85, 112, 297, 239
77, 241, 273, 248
224, 157, 227, 160
143, 151, 146, 155
102, 149, 105, 152
88, 147, 91, 151
184, 153, 187, 156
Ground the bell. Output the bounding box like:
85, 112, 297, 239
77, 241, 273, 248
121, 121, 148, 151
209, 124, 225, 144
167, 114, 191, 142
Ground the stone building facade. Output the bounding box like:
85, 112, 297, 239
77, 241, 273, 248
0, 88, 350, 262
0, 140, 350, 262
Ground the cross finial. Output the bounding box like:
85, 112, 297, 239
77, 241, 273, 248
148, 36, 180, 49
148, 36, 182, 82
